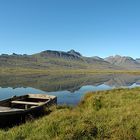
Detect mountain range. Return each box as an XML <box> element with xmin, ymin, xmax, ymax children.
<box><xmin>0</xmin><ymin>49</ymin><xmax>140</xmax><ymax>70</ymax></box>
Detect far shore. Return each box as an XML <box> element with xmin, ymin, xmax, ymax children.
<box><xmin>0</xmin><ymin>67</ymin><xmax>140</xmax><ymax>76</ymax></box>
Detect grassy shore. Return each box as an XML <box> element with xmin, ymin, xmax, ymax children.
<box><xmin>1</xmin><ymin>67</ymin><xmax>140</xmax><ymax>76</ymax></box>
<box><xmin>1</xmin><ymin>88</ymin><xmax>140</xmax><ymax>139</ymax></box>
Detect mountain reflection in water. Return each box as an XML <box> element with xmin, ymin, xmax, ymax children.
<box><xmin>0</xmin><ymin>73</ymin><xmax>140</xmax><ymax>105</ymax></box>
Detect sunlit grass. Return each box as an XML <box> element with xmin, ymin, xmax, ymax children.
<box><xmin>0</xmin><ymin>67</ymin><xmax>140</xmax><ymax>76</ymax></box>
<box><xmin>1</xmin><ymin>88</ymin><xmax>140</xmax><ymax>139</ymax></box>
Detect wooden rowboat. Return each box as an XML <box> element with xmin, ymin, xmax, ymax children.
<box><xmin>0</xmin><ymin>94</ymin><xmax>57</xmax><ymax>127</ymax></box>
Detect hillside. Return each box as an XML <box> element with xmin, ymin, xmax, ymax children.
<box><xmin>105</xmin><ymin>55</ymin><xmax>140</xmax><ymax>70</ymax></box>
<box><xmin>32</xmin><ymin>50</ymin><xmax>119</xmax><ymax>70</ymax></box>
<box><xmin>0</xmin><ymin>50</ymin><xmax>119</xmax><ymax>71</ymax></box>
<box><xmin>1</xmin><ymin>50</ymin><xmax>140</xmax><ymax>71</ymax></box>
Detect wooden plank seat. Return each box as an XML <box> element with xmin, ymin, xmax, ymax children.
<box><xmin>0</xmin><ymin>106</ymin><xmax>23</xmax><ymax>112</ymax></box>
<box><xmin>11</xmin><ymin>101</ymin><xmax>43</xmax><ymax>106</ymax></box>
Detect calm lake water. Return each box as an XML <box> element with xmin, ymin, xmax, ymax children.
<box><xmin>0</xmin><ymin>73</ymin><xmax>140</xmax><ymax>105</ymax></box>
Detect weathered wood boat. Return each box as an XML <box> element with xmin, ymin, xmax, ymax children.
<box><xmin>0</xmin><ymin>94</ymin><xmax>57</xmax><ymax>127</ymax></box>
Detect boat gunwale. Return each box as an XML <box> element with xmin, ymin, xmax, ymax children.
<box><xmin>0</xmin><ymin>94</ymin><xmax>57</xmax><ymax>115</ymax></box>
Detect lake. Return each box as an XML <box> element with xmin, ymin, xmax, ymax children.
<box><xmin>0</xmin><ymin>73</ymin><xmax>140</xmax><ymax>105</ymax></box>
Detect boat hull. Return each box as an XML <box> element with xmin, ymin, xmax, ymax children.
<box><xmin>0</xmin><ymin>94</ymin><xmax>57</xmax><ymax>128</ymax></box>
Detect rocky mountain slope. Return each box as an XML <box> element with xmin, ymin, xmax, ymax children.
<box><xmin>0</xmin><ymin>50</ymin><xmax>139</xmax><ymax>70</ymax></box>
<box><xmin>32</xmin><ymin>50</ymin><xmax>121</xmax><ymax>70</ymax></box>
<box><xmin>105</xmin><ymin>55</ymin><xmax>140</xmax><ymax>70</ymax></box>
<box><xmin>136</xmin><ymin>58</ymin><xmax>140</xmax><ymax>63</ymax></box>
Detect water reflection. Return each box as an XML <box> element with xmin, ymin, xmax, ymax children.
<box><xmin>0</xmin><ymin>73</ymin><xmax>140</xmax><ymax>105</ymax></box>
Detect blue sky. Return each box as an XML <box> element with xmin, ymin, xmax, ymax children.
<box><xmin>0</xmin><ymin>0</ymin><xmax>140</xmax><ymax>58</ymax></box>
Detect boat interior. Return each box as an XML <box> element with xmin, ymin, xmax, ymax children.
<box><xmin>0</xmin><ymin>94</ymin><xmax>51</xmax><ymax>111</ymax></box>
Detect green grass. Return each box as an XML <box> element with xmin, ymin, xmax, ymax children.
<box><xmin>1</xmin><ymin>67</ymin><xmax>140</xmax><ymax>76</ymax></box>
<box><xmin>1</xmin><ymin>88</ymin><xmax>140</xmax><ymax>139</ymax></box>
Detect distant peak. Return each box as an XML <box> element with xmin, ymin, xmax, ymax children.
<box><xmin>107</xmin><ymin>55</ymin><xmax>122</xmax><ymax>58</ymax></box>
<box><xmin>67</xmin><ymin>50</ymin><xmax>82</xmax><ymax>57</ymax></box>
<box><xmin>92</xmin><ymin>56</ymin><xmax>104</xmax><ymax>60</ymax></box>
<box><xmin>115</xmin><ymin>55</ymin><xmax>122</xmax><ymax>58</ymax></box>
<box><xmin>39</xmin><ymin>49</ymin><xmax>82</xmax><ymax>60</ymax></box>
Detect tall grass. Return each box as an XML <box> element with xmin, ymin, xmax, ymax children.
<box><xmin>1</xmin><ymin>88</ymin><xmax>140</xmax><ymax>139</ymax></box>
